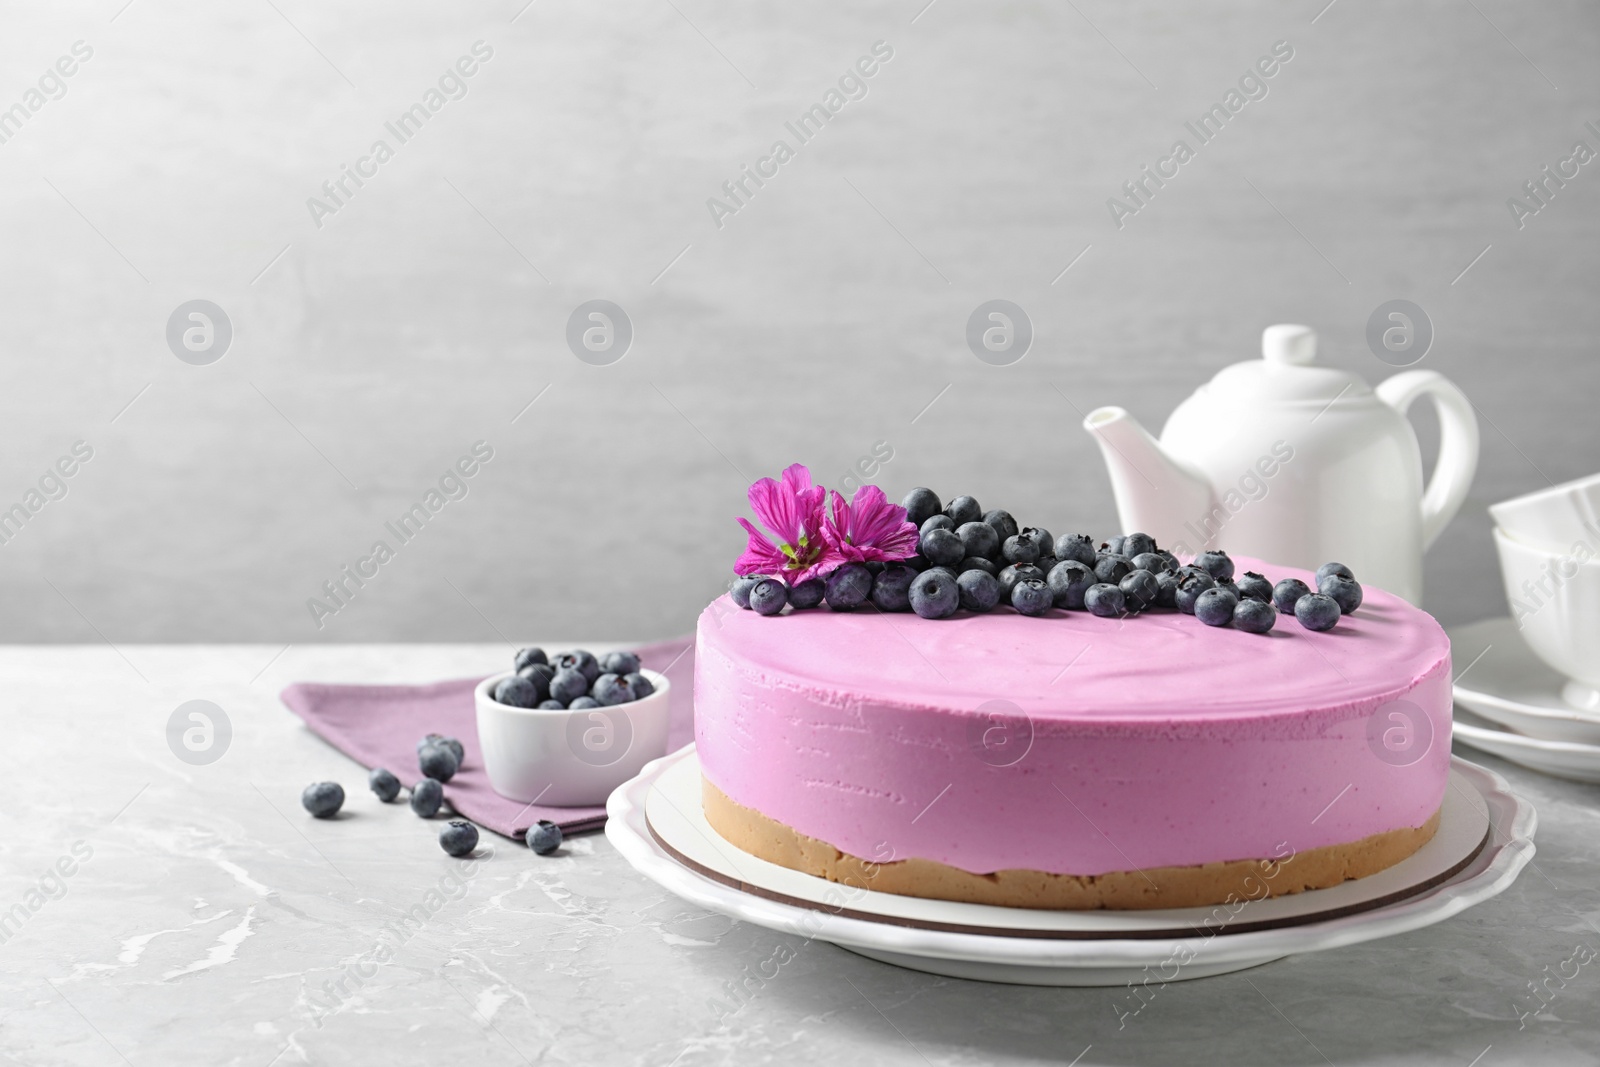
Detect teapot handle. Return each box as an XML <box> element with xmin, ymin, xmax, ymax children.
<box><xmin>1374</xmin><ymin>370</ymin><xmax>1480</xmax><ymax>551</ymax></box>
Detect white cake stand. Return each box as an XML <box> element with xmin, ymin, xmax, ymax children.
<box><xmin>606</xmin><ymin>746</ymin><xmax>1535</xmax><ymax>987</ymax></box>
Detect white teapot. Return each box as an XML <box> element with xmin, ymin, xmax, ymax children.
<box><xmin>1083</xmin><ymin>324</ymin><xmax>1479</xmax><ymax>604</ymax></box>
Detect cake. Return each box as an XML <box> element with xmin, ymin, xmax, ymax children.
<box><xmin>694</xmin><ymin>556</ymin><xmax>1452</xmax><ymax>911</ymax></box>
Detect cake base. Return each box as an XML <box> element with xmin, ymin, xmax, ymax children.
<box><xmin>703</xmin><ymin>779</ymin><xmax>1442</xmax><ymax>911</ymax></box>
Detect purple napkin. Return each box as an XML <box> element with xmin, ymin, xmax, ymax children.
<box><xmin>279</xmin><ymin>638</ymin><xmax>695</xmax><ymax>840</ymax></box>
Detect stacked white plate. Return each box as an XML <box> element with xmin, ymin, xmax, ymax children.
<box><xmin>608</xmin><ymin>746</ymin><xmax>1534</xmax><ymax>986</ymax></box>
<box><xmin>1448</xmin><ymin>617</ymin><xmax>1600</xmax><ymax>782</ymax></box>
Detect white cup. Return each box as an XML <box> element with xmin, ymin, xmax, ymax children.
<box><xmin>1493</xmin><ymin>526</ymin><xmax>1600</xmax><ymax>710</ymax></box>
<box><xmin>1489</xmin><ymin>473</ymin><xmax>1600</xmax><ymax>553</ymax></box>
<box><xmin>474</xmin><ymin>669</ymin><xmax>672</xmax><ymax>806</ymax></box>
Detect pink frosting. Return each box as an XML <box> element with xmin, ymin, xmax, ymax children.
<box><xmin>694</xmin><ymin>558</ymin><xmax>1452</xmax><ymax>877</ymax></box>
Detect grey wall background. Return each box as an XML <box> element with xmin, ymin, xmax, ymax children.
<box><xmin>1</xmin><ymin>0</ymin><xmax>1595</xmax><ymax>645</ymax></box>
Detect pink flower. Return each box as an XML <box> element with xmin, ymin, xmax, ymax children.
<box><xmin>823</xmin><ymin>485</ymin><xmax>919</xmax><ymax>564</ymax></box>
<box><xmin>734</xmin><ymin>464</ymin><xmax>832</xmax><ymax>583</ymax></box>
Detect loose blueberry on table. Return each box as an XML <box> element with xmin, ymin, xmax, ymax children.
<box><xmin>439</xmin><ymin>820</ymin><xmax>480</xmax><ymax>857</ymax></box>
<box><xmin>369</xmin><ymin>767</ymin><xmax>402</xmax><ymax>802</ymax></box>
<box><xmin>527</xmin><ymin>820</ymin><xmax>563</xmax><ymax>855</ymax></box>
<box><xmin>410</xmin><ymin>778</ymin><xmax>444</xmax><ymax>818</ymax></box>
<box><xmin>302</xmin><ymin>782</ymin><xmax>344</xmax><ymax>818</ymax></box>
<box><xmin>418</xmin><ymin>743</ymin><xmax>459</xmax><ymax>783</ymax></box>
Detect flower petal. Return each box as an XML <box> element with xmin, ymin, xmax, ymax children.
<box><xmin>734</xmin><ymin>518</ymin><xmax>790</xmax><ymax>576</ymax></box>
<box><xmin>746</xmin><ymin>477</ymin><xmax>803</xmax><ymax>546</ymax></box>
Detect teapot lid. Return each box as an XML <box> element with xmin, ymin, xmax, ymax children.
<box><xmin>1205</xmin><ymin>325</ymin><xmax>1372</xmax><ymax>404</ymax></box>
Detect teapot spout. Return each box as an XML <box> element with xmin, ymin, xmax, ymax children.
<box><xmin>1083</xmin><ymin>407</ymin><xmax>1216</xmax><ymax>554</ymax></box>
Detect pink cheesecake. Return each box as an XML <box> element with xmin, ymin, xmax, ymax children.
<box><xmin>694</xmin><ymin>558</ymin><xmax>1452</xmax><ymax>910</ymax></box>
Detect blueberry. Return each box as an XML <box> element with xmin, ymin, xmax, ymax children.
<box><xmin>1157</xmin><ymin>550</ymin><xmax>1181</xmax><ymax>572</ymax></box>
<box><xmin>983</xmin><ymin>509</ymin><xmax>1020</xmax><ymax>542</ymax></box>
<box><xmin>1033</xmin><ymin>554</ymin><xmax>1058</xmax><ymax>574</ymax></box>
<box><xmin>600</xmin><ymin>650</ymin><xmax>641</xmax><ymax>675</ymax></box>
<box><xmin>788</xmin><ymin>578</ymin><xmax>826</xmax><ymax>609</ymax></box>
<box><xmin>493</xmin><ymin>675</ymin><xmax>541</xmax><ymax>708</ymax></box>
<box><xmin>595</xmin><ymin>675</ymin><xmax>636</xmax><ymax>710</ymax></box>
<box><xmin>1319</xmin><ymin>574</ymin><xmax>1364</xmax><ymax>614</ymax></box>
<box><xmin>920</xmin><ymin>527</ymin><xmax>965</xmax><ymax>567</ymax></box>
<box><xmin>1194</xmin><ymin>551</ymin><xmax>1235</xmax><ymax>582</ymax></box>
<box><xmin>1047</xmin><ymin>560</ymin><xmax>1095</xmax><ymax>609</ymax></box>
<box><xmin>959</xmin><ymin>556</ymin><xmax>998</xmax><ymax>576</ymax></box>
<box><xmin>439</xmin><ymin>820</ymin><xmax>479</xmax><ymax>857</ymax></box>
<box><xmin>301</xmin><ymin>782</ymin><xmax>344</xmax><ymax>818</ymax></box>
<box><xmin>957</xmin><ymin>569</ymin><xmax>1001</xmax><ymax>612</ymax></box>
<box><xmin>920</xmin><ymin>514</ymin><xmax>955</xmax><ymax>537</ymax></box>
<box><xmin>514</xmin><ymin>646</ymin><xmax>548</xmax><ymax>672</ymax></box>
<box><xmin>552</xmin><ymin>650</ymin><xmax>601</xmax><ymax>684</ymax></box>
<box><xmin>871</xmin><ymin>564</ymin><xmax>918</xmax><ymax>612</ymax></box>
<box><xmin>1316</xmin><ymin>562</ymin><xmax>1355</xmax><ymax>586</ymax></box>
<box><xmin>1272</xmin><ymin>578</ymin><xmax>1312</xmax><ymax>614</ymax></box>
<box><xmin>537</xmin><ymin>699</ymin><xmax>565</xmax><ymax>709</ymax></box>
<box><xmin>1154</xmin><ymin>570</ymin><xmax>1180</xmax><ymax>608</ymax></box>
<box><xmin>998</xmin><ymin>563</ymin><xmax>1045</xmax><ymax>602</ymax></box>
<box><xmin>956</xmin><ymin>521</ymin><xmax>1000</xmax><ymax>561</ymax></box>
<box><xmin>1001</xmin><ymin>535</ymin><xmax>1040</xmax><ymax>566</ymax></box>
<box><xmin>1094</xmin><ymin>553</ymin><xmax>1133</xmax><ymax>585</ymax></box>
<box><xmin>410</xmin><ymin>778</ymin><xmax>443</xmax><ymax>818</ymax></box>
<box><xmin>902</xmin><ymin>488</ymin><xmax>942</xmax><ymax>527</ymax></box>
<box><xmin>901</xmin><ymin>554</ymin><xmax>931</xmax><ymax>572</ymax></box>
<box><xmin>1054</xmin><ymin>533</ymin><xmax>1097</xmax><ymax>567</ymax></box>
<box><xmin>1120</xmin><ymin>569</ymin><xmax>1160</xmax><ymax>612</ymax></box>
<box><xmin>569</xmin><ymin>695</ymin><xmax>601</xmax><ymax>709</ymax></box>
<box><xmin>1233</xmin><ymin>598</ymin><xmax>1277</xmax><ymax>634</ymax></box>
<box><xmin>416</xmin><ymin>733</ymin><xmax>464</xmax><ymax>764</ymax></box>
<box><xmin>1295</xmin><ymin>593</ymin><xmax>1342</xmax><ymax>631</ymax></box>
<box><xmin>624</xmin><ymin>671</ymin><xmax>655</xmax><ymax>698</ymax></box>
<box><xmin>1194</xmin><ymin>586</ymin><xmax>1239</xmax><ymax>627</ymax></box>
<box><xmin>527</xmin><ymin>820</ymin><xmax>563</xmax><ymax>855</ymax></box>
<box><xmin>1214</xmin><ymin>579</ymin><xmax>1241</xmax><ymax>601</ymax></box>
<box><xmin>927</xmin><ymin>564</ymin><xmax>960</xmax><ymax>583</ymax></box>
<box><xmin>419</xmin><ymin>744</ymin><xmax>460</xmax><ymax>782</ymax></box>
<box><xmin>1174</xmin><ymin>570</ymin><xmax>1217</xmax><ymax>614</ymax></box>
<box><xmin>369</xmin><ymin>768</ymin><xmax>402</xmax><ymax>802</ymax></box>
<box><xmin>729</xmin><ymin>574</ymin><xmax>762</xmax><ymax>609</ymax></box>
<box><xmin>1101</xmin><ymin>536</ymin><xmax>1126</xmax><ymax>556</ymax></box>
<box><xmin>864</xmin><ymin>561</ymin><xmax>886</xmax><ymax>574</ymax></box>
<box><xmin>1123</xmin><ymin>532</ymin><xmax>1157</xmax><ymax>558</ymax></box>
<box><xmin>1084</xmin><ymin>583</ymin><xmax>1126</xmax><ymax>618</ymax></box>
<box><xmin>1011</xmin><ymin>578</ymin><xmax>1053</xmax><ymax>616</ymax></box>
<box><xmin>749</xmin><ymin>578</ymin><xmax>788</xmax><ymax>616</ymax></box>
<box><xmin>1130</xmin><ymin>551</ymin><xmax>1170</xmax><ymax>574</ymax></box>
<box><xmin>944</xmin><ymin>495</ymin><xmax>982</xmax><ymax>525</ymax></box>
<box><xmin>549</xmin><ymin>668</ymin><xmax>590</xmax><ymax>705</ymax></box>
<box><xmin>825</xmin><ymin>564</ymin><xmax>873</xmax><ymax>611</ymax></box>
<box><xmin>909</xmin><ymin>570</ymin><xmax>960</xmax><ymax>619</ymax></box>
<box><xmin>516</xmin><ymin>663</ymin><xmax>555</xmax><ymax>701</ymax></box>
<box><xmin>1236</xmin><ymin>571</ymin><xmax>1273</xmax><ymax>603</ymax></box>
<box><xmin>1018</xmin><ymin>528</ymin><xmax>1054</xmax><ymax>560</ymax></box>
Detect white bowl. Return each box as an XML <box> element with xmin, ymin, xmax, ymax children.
<box><xmin>474</xmin><ymin>668</ymin><xmax>672</xmax><ymax>806</ymax></box>
<box><xmin>1493</xmin><ymin>526</ymin><xmax>1600</xmax><ymax>710</ymax></box>
<box><xmin>1488</xmin><ymin>472</ymin><xmax>1600</xmax><ymax>553</ymax></box>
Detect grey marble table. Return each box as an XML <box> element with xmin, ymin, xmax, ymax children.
<box><xmin>4</xmin><ymin>644</ymin><xmax>1598</xmax><ymax>1066</ymax></box>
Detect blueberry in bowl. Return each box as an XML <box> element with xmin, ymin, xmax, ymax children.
<box><xmin>475</xmin><ymin>651</ymin><xmax>673</xmax><ymax>806</ymax></box>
